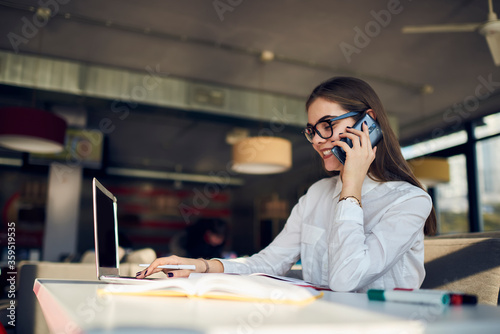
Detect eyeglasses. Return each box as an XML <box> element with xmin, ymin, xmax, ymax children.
<box><xmin>302</xmin><ymin>111</ymin><xmax>360</xmax><ymax>143</ymax></box>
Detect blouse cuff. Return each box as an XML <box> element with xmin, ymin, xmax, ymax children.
<box><xmin>216</xmin><ymin>258</ymin><xmax>249</xmax><ymax>274</ymax></box>
<box><xmin>335</xmin><ymin>198</ymin><xmax>364</xmax><ymax>225</ymax></box>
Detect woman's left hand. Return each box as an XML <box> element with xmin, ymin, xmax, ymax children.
<box><xmin>135</xmin><ymin>255</ymin><xmax>201</xmax><ymax>279</ymax></box>
<box><xmin>334</xmin><ymin>122</ymin><xmax>377</xmax><ymax>188</ymax></box>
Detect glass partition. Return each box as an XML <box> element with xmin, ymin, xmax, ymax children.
<box><xmin>476</xmin><ymin>135</ymin><xmax>500</xmax><ymax>231</ymax></box>
<box><xmin>435</xmin><ymin>155</ymin><xmax>469</xmax><ymax>234</ymax></box>
<box><xmin>475</xmin><ymin>113</ymin><xmax>500</xmax><ymax>139</ymax></box>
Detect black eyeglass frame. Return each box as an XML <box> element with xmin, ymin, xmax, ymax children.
<box><xmin>302</xmin><ymin>111</ymin><xmax>361</xmax><ymax>143</ymax></box>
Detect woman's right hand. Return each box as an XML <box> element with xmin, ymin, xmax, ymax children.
<box><xmin>135</xmin><ymin>255</ymin><xmax>222</xmax><ymax>278</ymax></box>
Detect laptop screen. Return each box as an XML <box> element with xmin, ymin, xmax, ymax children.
<box><xmin>93</xmin><ymin>178</ymin><xmax>119</xmax><ymax>269</ymax></box>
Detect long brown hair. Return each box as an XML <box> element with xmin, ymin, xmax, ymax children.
<box><xmin>306</xmin><ymin>77</ymin><xmax>436</xmax><ymax>235</ymax></box>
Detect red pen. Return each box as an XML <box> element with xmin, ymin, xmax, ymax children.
<box><xmin>394</xmin><ymin>288</ymin><xmax>477</xmax><ymax>305</ymax></box>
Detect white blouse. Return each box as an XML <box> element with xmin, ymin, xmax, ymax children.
<box><xmin>220</xmin><ymin>175</ymin><xmax>433</xmax><ymax>292</ymax></box>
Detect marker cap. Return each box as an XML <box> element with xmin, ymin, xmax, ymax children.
<box><xmin>367</xmin><ymin>289</ymin><xmax>385</xmax><ymax>301</ymax></box>
<box><xmin>450</xmin><ymin>294</ymin><xmax>478</xmax><ymax>305</ymax></box>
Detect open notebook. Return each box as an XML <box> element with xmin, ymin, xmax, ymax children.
<box><xmin>92</xmin><ymin>178</ymin><xmax>170</xmax><ymax>284</ymax></box>
<box><xmin>98</xmin><ymin>273</ymin><xmax>323</xmax><ymax>305</ymax></box>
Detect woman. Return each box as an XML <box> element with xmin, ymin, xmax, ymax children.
<box><xmin>137</xmin><ymin>77</ymin><xmax>436</xmax><ymax>292</ymax></box>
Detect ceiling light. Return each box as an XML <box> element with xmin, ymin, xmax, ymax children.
<box><xmin>260</xmin><ymin>50</ymin><xmax>275</xmax><ymax>62</ymax></box>
<box><xmin>232</xmin><ymin>137</ymin><xmax>292</xmax><ymax>174</ymax></box>
<box><xmin>0</xmin><ymin>107</ymin><xmax>67</xmax><ymax>154</ymax></box>
<box><xmin>480</xmin><ymin>22</ymin><xmax>500</xmax><ymax>65</ymax></box>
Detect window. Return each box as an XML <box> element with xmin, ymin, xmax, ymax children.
<box><xmin>475</xmin><ymin>112</ymin><xmax>500</xmax><ymax>139</ymax></box>
<box><xmin>402</xmin><ymin>110</ymin><xmax>500</xmax><ymax>234</ymax></box>
<box><xmin>434</xmin><ymin>155</ymin><xmax>469</xmax><ymax>234</ymax></box>
<box><xmin>477</xmin><ymin>136</ymin><xmax>500</xmax><ymax>231</ymax></box>
<box><xmin>401</xmin><ymin>131</ymin><xmax>466</xmax><ymax>160</ymax></box>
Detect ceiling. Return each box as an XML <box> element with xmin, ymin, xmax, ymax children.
<box><xmin>1</xmin><ymin>0</ymin><xmax>500</xmax><ymax>177</ymax></box>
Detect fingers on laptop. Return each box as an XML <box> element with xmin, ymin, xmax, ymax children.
<box><xmin>136</xmin><ymin>268</ymin><xmax>155</xmax><ymax>278</ymax></box>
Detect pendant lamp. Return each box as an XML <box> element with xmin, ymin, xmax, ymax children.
<box><xmin>232</xmin><ymin>136</ymin><xmax>292</xmax><ymax>174</ymax></box>
<box><xmin>408</xmin><ymin>157</ymin><xmax>450</xmax><ymax>186</ymax></box>
<box><xmin>231</xmin><ymin>54</ymin><xmax>292</xmax><ymax>174</ymax></box>
<box><xmin>0</xmin><ymin>107</ymin><xmax>67</xmax><ymax>154</ymax></box>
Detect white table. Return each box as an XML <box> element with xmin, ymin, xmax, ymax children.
<box><xmin>34</xmin><ymin>279</ymin><xmax>500</xmax><ymax>334</ymax></box>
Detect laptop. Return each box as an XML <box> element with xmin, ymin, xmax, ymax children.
<box><xmin>92</xmin><ymin>177</ymin><xmax>168</xmax><ymax>284</ymax></box>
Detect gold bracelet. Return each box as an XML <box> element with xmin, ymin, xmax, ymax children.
<box><xmin>198</xmin><ymin>258</ymin><xmax>209</xmax><ymax>273</ymax></box>
<box><xmin>339</xmin><ymin>195</ymin><xmax>362</xmax><ymax>208</ymax></box>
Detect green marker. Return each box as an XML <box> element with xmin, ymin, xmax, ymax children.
<box><xmin>367</xmin><ymin>289</ymin><xmax>450</xmax><ymax>305</ymax></box>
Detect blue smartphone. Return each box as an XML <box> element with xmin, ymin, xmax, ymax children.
<box><xmin>332</xmin><ymin>113</ymin><xmax>383</xmax><ymax>164</ymax></box>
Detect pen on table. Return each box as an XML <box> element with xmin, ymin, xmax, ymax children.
<box><xmin>139</xmin><ymin>264</ymin><xmax>196</xmax><ymax>270</ymax></box>
<box><xmin>367</xmin><ymin>289</ymin><xmax>450</xmax><ymax>306</ymax></box>
<box><xmin>393</xmin><ymin>288</ymin><xmax>477</xmax><ymax>305</ymax></box>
